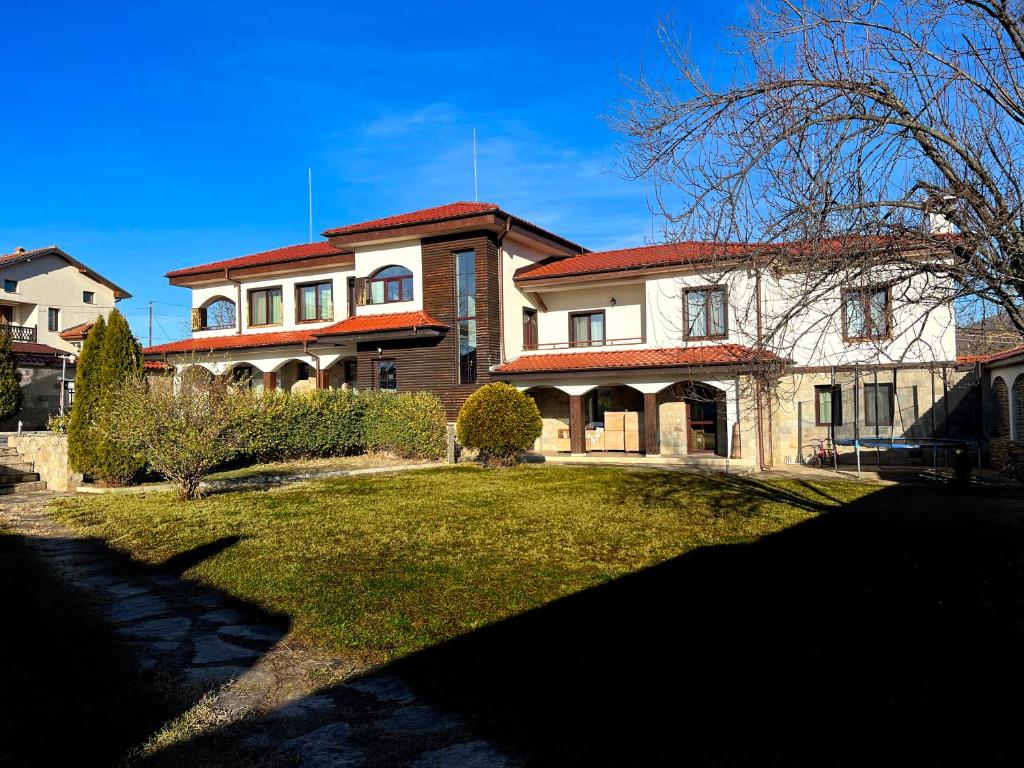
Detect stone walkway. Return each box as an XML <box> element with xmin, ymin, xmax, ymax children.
<box><xmin>0</xmin><ymin>492</ymin><xmax>516</xmax><ymax>767</ymax></box>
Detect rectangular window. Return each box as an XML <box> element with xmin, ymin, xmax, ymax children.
<box><xmin>523</xmin><ymin>308</ymin><xmax>538</xmax><ymax>350</ymax></box>
<box><xmin>48</xmin><ymin>307</ymin><xmax>59</xmax><ymax>332</ymax></box>
<box><xmin>683</xmin><ymin>286</ymin><xmax>727</xmax><ymax>339</ymax></box>
<box><xmin>455</xmin><ymin>250</ymin><xmax>477</xmax><ymax>384</ymax></box>
<box><xmin>376</xmin><ymin>360</ymin><xmax>397</xmax><ymax>391</ymax></box>
<box><xmin>570</xmin><ymin>311</ymin><xmax>605</xmax><ymax>347</ymax></box>
<box><xmin>863</xmin><ymin>383</ymin><xmax>895</xmax><ymax>427</ymax></box>
<box><xmin>248</xmin><ymin>286</ymin><xmax>283</xmax><ymax>326</ymax></box>
<box><xmin>814</xmin><ymin>385</ymin><xmax>843</xmax><ymax>426</ymax></box>
<box><xmin>4</xmin><ymin>280</ymin><xmax>16</xmax><ymax>293</ymax></box>
<box><xmin>83</xmin><ymin>291</ymin><xmax>95</xmax><ymax>304</ymax></box>
<box><xmin>843</xmin><ymin>287</ymin><xmax>890</xmax><ymax>340</ymax></box>
<box><xmin>296</xmin><ymin>281</ymin><xmax>333</xmax><ymax>322</ymax></box>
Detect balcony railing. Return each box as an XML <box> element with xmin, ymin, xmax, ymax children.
<box><xmin>523</xmin><ymin>336</ymin><xmax>645</xmax><ymax>352</ymax></box>
<box><xmin>0</xmin><ymin>323</ymin><xmax>36</xmax><ymax>343</ymax></box>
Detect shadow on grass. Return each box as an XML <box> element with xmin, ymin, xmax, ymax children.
<box><xmin>375</xmin><ymin>478</ymin><xmax>1024</xmax><ymax>767</ymax></box>
<box><xmin>0</xmin><ymin>528</ymin><xmax>288</xmax><ymax>768</ymax></box>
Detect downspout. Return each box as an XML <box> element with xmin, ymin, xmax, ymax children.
<box><xmin>224</xmin><ymin>267</ymin><xmax>242</xmax><ymax>335</ymax></box>
<box><xmin>304</xmin><ymin>340</ymin><xmax>322</xmax><ymax>387</ymax></box>
<box><xmin>496</xmin><ymin>216</ymin><xmax>513</xmax><ymax>365</ymax></box>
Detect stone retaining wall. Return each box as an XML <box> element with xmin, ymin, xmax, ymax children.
<box><xmin>6</xmin><ymin>431</ymin><xmax>82</xmax><ymax>492</ymax></box>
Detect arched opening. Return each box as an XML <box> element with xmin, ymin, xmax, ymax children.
<box><xmin>658</xmin><ymin>381</ymin><xmax>728</xmax><ymax>457</ymax></box>
<box><xmin>327</xmin><ymin>357</ymin><xmax>358</xmax><ymax>389</ymax></box>
<box><xmin>228</xmin><ymin>363</ymin><xmax>257</xmax><ymax>390</ymax></box>
<box><xmin>193</xmin><ymin>296</ymin><xmax>237</xmax><ymax>331</ymax></box>
<box><xmin>367</xmin><ymin>266</ymin><xmax>413</xmax><ymax>304</ymax></box>
<box><xmin>276</xmin><ymin>359</ymin><xmax>316</xmax><ymax>392</ymax></box>
<box><xmin>178</xmin><ymin>364</ymin><xmax>215</xmax><ymax>391</ymax></box>
<box><xmin>1013</xmin><ymin>374</ymin><xmax>1024</xmax><ymax>443</ymax></box>
<box><xmin>992</xmin><ymin>376</ymin><xmax>1010</xmax><ymax>438</ymax></box>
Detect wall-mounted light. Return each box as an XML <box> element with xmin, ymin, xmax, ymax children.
<box><xmin>610</xmin><ymin>297</ymin><xmax>617</xmax><ymax>307</ymax></box>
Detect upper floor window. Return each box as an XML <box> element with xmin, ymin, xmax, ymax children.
<box><xmin>683</xmin><ymin>286</ymin><xmax>727</xmax><ymax>339</ymax></box>
<box><xmin>248</xmin><ymin>286</ymin><xmax>282</xmax><ymax>327</ymax></box>
<box><xmin>368</xmin><ymin>266</ymin><xmax>413</xmax><ymax>304</ymax></box>
<box><xmin>523</xmin><ymin>308</ymin><xmax>538</xmax><ymax>350</ymax></box>
<box><xmin>48</xmin><ymin>307</ymin><xmax>59</xmax><ymax>332</ymax></box>
<box><xmin>455</xmin><ymin>250</ymin><xmax>476</xmax><ymax>384</ymax></box>
<box><xmin>296</xmin><ymin>280</ymin><xmax>333</xmax><ymax>322</ymax></box>
<box><xmin>3</xmin><ymin>280</ymin><xmax>16</xmax><ymax>293</ymax></box>
<box><xmin>193</xmin><ymin>297</ymin><xmax>237</xmax><ymax>331</ymax></box>
<box><xmin>570</xmin><ymin>311</ymin><xmax>605</xmax><ymax>347</ymax></box>
<box><xmin>843</xmin><ymin>287</ymin><xmax>890</xmax><ymax>340</ymax></box>
<box><xmin>83</xmin><ymin>291</ymin><xmax>95</xmax><ymax>304</ymax></box>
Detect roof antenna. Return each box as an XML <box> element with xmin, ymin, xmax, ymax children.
<box><xmin>473</xmin><ymin>129</ymin><xmax>478</xmax><ymax>202</ymax></box>
<box><xmin>307</xmin><ymin>167</ymin><xmax>313</xmax><ymax>243</ymax></box>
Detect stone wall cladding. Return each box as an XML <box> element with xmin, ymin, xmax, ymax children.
<box><xmin>0</xmin><ymin>365</ymin><xmax>63</xmax><ymax>431</ymax></box>
<box><xmin>992</xmin><ymin>376</ymin><xmax>1011</xmax><ymax>439</ymax></box>
<box><xmin>6</xmin><ymin>431</ymin><xmax>82</xmax><ymax>492</ymax></box>
<box><xmin>1013</xmin><ymin>375</ymin><xmax>1024</xmax><ymax>442</ymax></box>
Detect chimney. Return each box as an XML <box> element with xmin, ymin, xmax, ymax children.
<box><xmin>923</xmin><ymin>193</ymin><xmax>957</xmax><ymax>235</ymax></box>
<box><xmin>13</xmin><ymin>246</ymin><xmax>25</xmax><ymax>254</ymax></box>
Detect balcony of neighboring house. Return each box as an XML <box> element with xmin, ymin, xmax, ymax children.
<box><xmin>0</xmin><ymin>305</ymin><xmax>36</xmax><ymax>343</ymax></box>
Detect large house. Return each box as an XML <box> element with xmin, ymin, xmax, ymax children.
<box><xmin>143</xmin><ymin>202</ymin><xmax>973</xmax><ymax>469</ymax></box>
<box><xmin>0</xmin><ymin>245</ymin><xmax>132</xmax><ymax>428</ymax></box>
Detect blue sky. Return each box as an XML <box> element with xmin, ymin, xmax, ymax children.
<box><xmin>0</xmin><ymin>1</ymin><xmax>742</xmax><ymax>343</ymax></box>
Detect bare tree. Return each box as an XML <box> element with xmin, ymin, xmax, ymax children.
<box><xmin>613</xmin><ymin>0</ymin><xmax>1024</xmax><ymax>346</ymax></box>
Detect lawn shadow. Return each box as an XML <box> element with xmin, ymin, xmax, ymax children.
<box><xmin>367</xmin><ymin>478</ymin><xmax>1024</xmax><ymax>767</ymax></box>
<box><xmin>0</xmin><ymin>524</ymin><xmax>290</xmax><ymax>768</ymax></box>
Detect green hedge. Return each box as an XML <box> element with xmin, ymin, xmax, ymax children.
<box><xmin>457</xmin><ymin>382</ymin><xmax>542</xmax><ymax>466</ymax></box>
<box><xmin>243</xmin><ymin>388</ymin><xmax>445</xmax><ymax>462</ymax></box>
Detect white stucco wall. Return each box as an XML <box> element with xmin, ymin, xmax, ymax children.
<box><xmin>501</xmin><ymin>236</ymin><xmax>549</xmax><ymax>358</ymax></box>
<box><xmin>353</xmin><ymin>241</ymin><xmax>424</xmax><ymax>316</ymax></box>
<box><xmin>533</xmin><ymin>283</ymin><xmax>646</xmax><ymax>349</ymax></box>
<box><xmin>0</xmin><ymin>254</ymin><xmax>119</xmax><ymax>352</ymax></box>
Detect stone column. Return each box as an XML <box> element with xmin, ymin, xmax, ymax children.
<box><xmin>316</xmin><ymin>368</ymin><xmax>330</xmax><ymax>389</ymax></box>
<box><xmin>263</xmin><ymin>371</ymin><xmax>277</xmax><ymax>391</ymax></box>
<box><xmin>569</xmin><ymin>394</ymin><xmax>586</xmax><ymax>455</ymax></box>
<box><xmin>643</xmin><ymin>392</ymin><xmax>660</xmax><ymax>456</ymax></box>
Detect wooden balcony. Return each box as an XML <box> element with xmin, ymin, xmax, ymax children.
<box><xmin>0</xmin><ymin>324</ymin><xmax>37</xmax><ymax>343</ymax></box>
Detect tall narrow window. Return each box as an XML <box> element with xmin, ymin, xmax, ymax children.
<box><xmin>347</xmin><ymin>277</ymin><xmax>357</xmax><ymax>317</ymax></box>
<box><xmin>455</xmin><ymin>250</ymin><xmax>476</xmax><ymax>384</ymax></box>
<box><xmin>683</xmin><ymin>287</ymin><xmax>727</xmax><ymax>339</ymax></box>
<box><xmin>523</xmin><ymin>307</ymin><xmax>538</xmax><ymax>350</ymax></box>
<box><xmin>814</xmin><ymin>385</ymin><xmax>843</xmax><ymax>426</ymax></box>
<box><xmin>376</xmin><ymin>360</ymin><xmax>397</xmax><ymax>391</ymax></box>
<box><xmin>248</xmin><ymin>287</ymin><xmax>282</xmax><ymax>326</ymax></box>
<box><xmin>569</xmin><ymin>311</ymin><xmax>605</xmax><ymax>347</ymax></box>
<box><xmin>296</xmin><ymin>281</ymin><xmax>333</xmax><ymax>322</ymax></box>
<box><xmin>843</xmin><ymin>287</ymin><xmax>890</xmax><ymax>340</ymax></box>
<box><xmin>863</xmin><ymin>383</ymin><xmax>895</xmax><ymax>427</ymax></box>
<box><xmin>48</xmin><ymin>307</ymin><xmax>59</xmax><ymax>332</ymax></box>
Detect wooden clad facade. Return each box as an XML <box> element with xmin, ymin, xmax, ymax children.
<box><xmin>355</xmin><ymin>231</ymin><xmax>502</xmax><ymax>419</ymax></box>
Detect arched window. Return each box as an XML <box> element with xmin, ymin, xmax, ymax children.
<box><xmin>368</xmin><ymin>266</ymin><xmax>413</xmax><ymax>304</ymax></box>
<box><xmin>992</xmin><ymin>376</ymin><xmax>1010</xmax><ymax>438</ymax></box>
<box><xmin>193</xmin><ymin>296</ymin><xmax>237</xmax><ymax>331</ymax></box>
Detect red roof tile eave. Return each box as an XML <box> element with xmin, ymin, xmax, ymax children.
<box><xmin>493</xmin><ymin>345</ymin><xmax>786</xmax><ymax>375</ymax></box>
<box><xmin>165</xmin><ymin>242</ymin><xmax>343</xmax><ymax>279</ymax></box>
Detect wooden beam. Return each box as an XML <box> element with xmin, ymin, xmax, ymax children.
<box><xmin>643</xmin><ymin>392</ymin><xmax>660</xmax><ymax>456</ymax></box>
<box><xmin>262</xmin><ymin>371</ymin><xmax>277</xmax><ymax>390</ymax></box>
<box><xmin>316</xmin><ymin>368</ymin><xmax>330</xmax><ymax>389</ymax></box>
<box><xmin>569</xmin><ymin>394</ymin><xmax>586</xmax><ymax>455</ymax></box>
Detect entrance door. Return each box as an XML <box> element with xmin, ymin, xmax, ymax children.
<box><xmin>686</xmin><ymin>397</ymin><xmax>718</xmax><ymax>453</ymax></box>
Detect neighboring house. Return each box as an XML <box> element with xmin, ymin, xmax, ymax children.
<box><xmin>0</xmin><ymin>246</ymin><xmax>131</xmax><ymax>428</ymax></box>
<box><xmin>961</xmin><ymin>345</ymin><xmax>1024</xmax><ymax>444</ymax></box>
<box><xmin>142</xmin><ymin>202</ymin><xmax>970</xmax><ymax>468</ymax></box>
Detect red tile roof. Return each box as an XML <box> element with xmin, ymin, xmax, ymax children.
<box><xmin>144</xmin><ymin>360</ymin><xmax>172</xmax><ymax>371</ymax></box>
<box><xmin>323</xmin><ymin>202</ymin><xmax>499</xmax><ymax>236</ymax></box>
<box><xmin>59</xmin><ymin>321</ymin><xmax>93</xmax><ymax>341</ymax></box>
<box><xmin>958</xmin><ymin>343</ymin><xmax>1024</xmax><ymax>366</ymax></box>
<box><xmin>516</xmin><ymin>242</ymin><xmax>754</xmax><ymax>282</ymax></box>
<box><xmin>494</xmin><ymin>345</ymin><xmax>778</xmax><ymax>374</ymax></box>
<box><xmin>11</xmin><ymin>342</ymin><xmax>68</xmax><ymax>366</ymax></box>
<box><xmin>165</xmin><ymin>242</ymin><xmax>343</xmax><ymax>278</ymax></box>
<box><xmin>142</xmin><ymin>330</ymin><xmax>316</xmax><ymax>356</ymax></box>
<box><xmin>315</xmin><ymin>310</ymin><xmax>447</xmax><ymax>336</ymax></box>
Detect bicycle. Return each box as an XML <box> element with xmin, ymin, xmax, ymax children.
<box><xmin>805</xmin><ymin>437</ymin><xmax>835</xmax><ymax>467</ymax></box>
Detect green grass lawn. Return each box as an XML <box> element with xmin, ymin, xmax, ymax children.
<box><xmin>49</xmin><ymin>465</ymin><xmax>877</xmax><ymax>662</ymax></box>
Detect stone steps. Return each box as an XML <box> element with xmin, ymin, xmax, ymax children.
<box><xmin>0</xmin><ymin>438</ymin><xmax>46</xmax><ymax>493</ymax></box>
<box><xmin>0</xmin><ymin>461</ymin><xmax>38</xmax><ymax>474</ymax></box>
<box><xmin>0</xmin><ymin>480</ymin><xmax>47</xmax><ymax>494</ymax></box>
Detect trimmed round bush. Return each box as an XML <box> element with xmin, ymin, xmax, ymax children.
<box><xmin>456</xmin><ymin>382</ymin><xmax>542</xmax><ymax>466</ymax></box>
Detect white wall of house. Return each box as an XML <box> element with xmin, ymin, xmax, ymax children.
<box><xmin>501</xmin><ymin>236</ymin><xmax>549</xmax><ymax>358</ymax></box>
<box><xmin>352</xmin><ymin>241</ymin><xmax>423</xmax><ymax>316</ymax></box>
<box><xmin>533</xmin><ymin>283</ymin><xmax>646</xmax><ymax>349</ymax></box>
<box><xmin>0</xmin><ymin>254</ymin><xmax>118</xmax><ymax>352</ymax></box>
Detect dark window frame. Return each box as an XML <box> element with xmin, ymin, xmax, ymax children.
<box><xmin>82</xmin><ymin>290</ymin><xmax>95</xmax><ymax>304</ymax></box>
<box><xmin>247</xmin><ymin>285</ymin><xmax>283</xmax><ymax>327</ymax></box>
<box><xmin>863</xmin><ymin>382</ymin><xmax>895</xmax><ymax>427</ymax></box>
<box><xmin>682</xmin><ymin>285</ymin><xmax>729</xmax><ymax>340</ymax></box>
<box><xmin>376</xmin><ymin>359</ymin><xmax>397</xmax><ymax>391</ymax></box>
<box><xmin>842</xmin><ymin>286</ymin><xmax>892</xmax><ymax>342</ymax></box>
<box><xmin>47</xmin><ymin>307</ymin><xmax>59</xmax><ymax>332</ymax></box>
<box><xmin>568</xmin><ymin>310</ymin><xmax>606</xmax><ymax>347</ymax></box>
<box><xmin>3</xmin><ymin>280</ymin><xmax>16</xmax><ymax>293</ymax></box>
<box><xmin>523</xmin><ymin>307</ymin><xmax>538</xmax><ymax>350</ymax></box>
<box><xmin>814</xmin><ymin>384</ymin><xmax>843</xmax><ymax>426</ymax></box>
<box><xmin>367</xmin><ymin>265</ymin><xmax>414</xmax><ymax>305</ymax></box>
<box><xmin>455</xmin><ymin>249</ymin><xmax>477</xmax><ymax>385</ymax></box>
<box><xmin>294</xmin><ymin>280</ymin><xmax>334</xmax><ymax>323</ymax></box>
